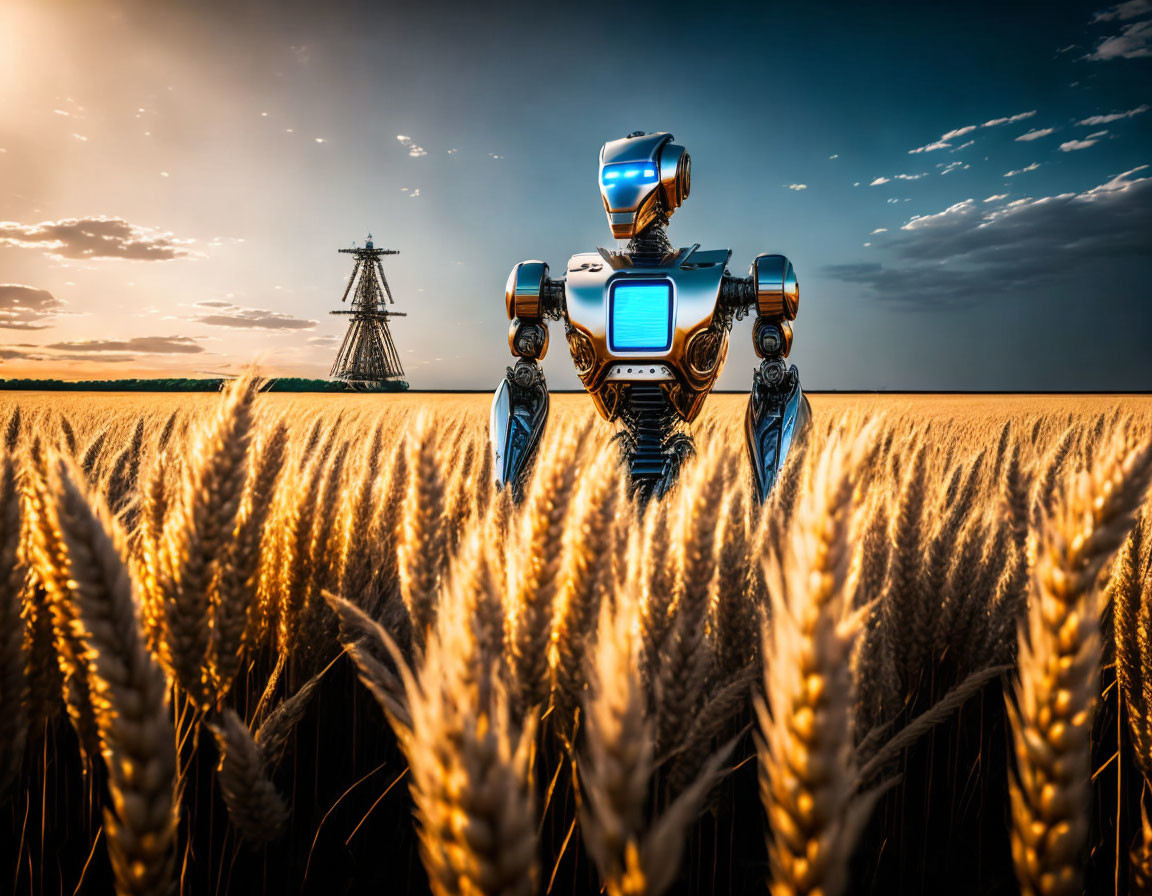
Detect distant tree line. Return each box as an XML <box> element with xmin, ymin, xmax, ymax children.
<box><xmin>0</xmin><ymin>377</ymin><xmax>409</xmax><ymax>393</ymax></box>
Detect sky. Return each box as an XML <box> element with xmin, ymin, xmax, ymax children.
<box><xmin>0</xmin><ymin>0</ymin><xmax>1149</xmax><ymax>390</ymax></box>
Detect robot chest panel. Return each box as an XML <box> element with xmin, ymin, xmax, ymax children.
<box><xmin>563</xmin><ymin>252</ymin><xmax>726</xmax><ymax>361</ymax></box>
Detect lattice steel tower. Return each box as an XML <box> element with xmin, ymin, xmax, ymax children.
<box><xmin>330</xmin><ymin>235</ymin><xmax>407</xmax><ymax>387</ymax></box>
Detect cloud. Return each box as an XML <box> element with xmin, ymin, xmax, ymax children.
<box><xmin>908</xmin><ymin>110</ymin><xmax>1037</xmax><ymax>154</ymax></box>
<box><xmin>1059</xmin><ymin>131</ymin><xmax>1108</xmax><ymax>151</ymax></box>
<box><xmin>784</xmin><ymin>183</ymin><xmax>807</xmax><ymax>191</ymax></box>
<box><xmin>1090</xmin><ymin>19</ymin><xmax>1152</xmax><ymax>58</ymax></box>
<box><xmin>396</xmin><ymin>135</ymin><xmax>427</xmax><ymax>157</ymax></box>
<box><xmin>1016</xmin><ymin>127</ymin><xmax>1056</xmax><ymax>141</ymax></box>
<box><xmin>0</xmin><ymin>284</ymin><xmax>64</xmax><ymax>330</ymax></box>
<box><xmin>192</xmin><ymin>304</ymin><xmax>316</xmax><ymax>329</ymax></box>
<box><xmin>984</xmin><ymin>193</ymin><xmax>1009</xmax><ymax>202</ymax></box>
<box><xmin>870</xmin><ymin>176</ymin><xmax>891</xmax><ymax>185</ymax></box>
<box><xmin>1077</xmin><ymin>104</ymin><xmax>1149</xmax><ymax>125</ymax></box>
<box><xmin>824</xmin><ymin>166</ymin><xmax>1152</xmax><ymax>308</ymax></box>
<box><xmin>871</xmin><ymin>228</ymin><xmax>888</xmax><ymax>234</ymax></box>
<box><xmin>951</xmin><ymin>140</ymin><xmax>975</xmax><ymax>152</ymax></box>
<box><xmin>909</xmin><ymin>141</ymin><xmax>951</xmax><ymax>154</ymax></box>
<box><xmin>45</xmin><ymin>336</ymin><xmax>204</xmax><ymax>354</ymax></box>
<box><xmin>307</xmin><ymin>335</ymin><xmax>338</xmax><ymax>345</ymax></box>
<box><xmin>894</xmin><ymin>173</ymin><xmax>927</xmax><ymax>180</ymax></box>
<box><xmin>0</xmin><ymin>217</ymin><xmax>196</xmax><ymax>261</ymax></box>
<box><xmin>1005</xmin><ymin>162</ymin><xmax>1040</xmax><ymax>176</ymax></box>
<box><xmin>981</xmin><ymin>110</ymin><xmax>1037</xmax><ymax>128</ymax></box>
<box><xmin>828</xmin><ymin>154</ymin><xmax>839</xmax><ymax>159</ymax></box>
<box><xmin>939</xmin><ymin>161</ymin><xmax>968</xmax><ymax>175</ymax></box>
<box><xmin>1092</xmin><ymin>0</ymin><xmax>1152</xmax><ymax>21</ymax></box>
<box><xmin>940</xmin><ymin>125</ymin><xmax>978</xmax><ymax>141</ymax></box>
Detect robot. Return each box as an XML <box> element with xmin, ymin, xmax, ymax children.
<box><xmin>489</xmin><ymin>131</ymin><xmax>810</xmax><ymax>501</ymax></box>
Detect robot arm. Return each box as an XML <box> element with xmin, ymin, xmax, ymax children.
<box><xmin>489</xmin><ymin>261</ymin><xmax>565</xmax><ymax>493</ymax></box>
<box><xmin>720</xmin><ymin>255</ymin><xmax>811</xmax><ymax>501</ymax></box>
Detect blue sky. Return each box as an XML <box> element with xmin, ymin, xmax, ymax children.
<box><xmin>0</xmin><ymin>0</ymin><xmax>1149</xmax><ymax>389</ymax></box>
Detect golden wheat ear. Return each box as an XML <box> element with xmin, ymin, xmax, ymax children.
<box><xmin>0</xmin><ymin>454</ymin><xmax>28</xmax><ymax>793</ymax></box>
<box><xmin>207</xmin><ymin>708</ymin><xmax>290</xmax><ymax>845</ymax></box>
<box><xmin>44</xmin><ymin>455</ymin><xmax>178</xmax><ymax>896</ymax></box>
<box><xmin>757</xmin><ymin>423</ymin><xmax>882</xmax><ymax>896</ymax></box>
<box><xmin>1008</xmin><ymin>434</ymin><xmax>1152</xmax><ymax>896</ymax></box>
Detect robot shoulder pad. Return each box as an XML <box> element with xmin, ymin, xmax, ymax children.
<box><xmin>751</xmin><ymin>254</ymin><xmax>799</xmax><ymax>320</ymax></box>
<box><xmin>505</xmin><ymin>260</ymin><xmax>550</xmax><ymax>320</ymax></box>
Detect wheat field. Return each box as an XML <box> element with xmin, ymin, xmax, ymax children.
<box><xmin>1</xmin><ymin>383</ymin><xmax>1151</xmax><ymax>895</ymax></box>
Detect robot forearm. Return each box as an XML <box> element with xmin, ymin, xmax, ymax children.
<box><xmin>490</xmin><ymin>261</ymin><xmax>562</xmax><ymax>493</ymax></box>
<box><xmin>737</xmin><ymin>255</ymin><xmax>810</xmax><ymax>500</ymax></box>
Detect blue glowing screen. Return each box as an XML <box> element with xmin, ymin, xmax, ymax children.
<box><xmin>609</xmin><ymin>280</ymin><xmax>673</xmax><ymax>352</ymax></box>
<box><xmin>601</xmin><ymin>162</ymin><xmax>658</xmax><ymax>187</ymax></box>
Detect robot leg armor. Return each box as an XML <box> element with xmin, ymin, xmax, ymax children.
<box><xmin>490</xmin><ymin>358</ymin><xmax>549</xmax><ymax>495</ymax></box>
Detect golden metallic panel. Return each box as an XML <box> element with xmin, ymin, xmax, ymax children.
<box><xmin>753</xmin><ymin>254</ymin><xmax>799</xmax><ymax>321</ymax></box>
<box><xmin>564</xmin><ymin>252</ymin><xmax>728</xmax><ymax>424</ymax></box>
<box><xmin>504</xmin><ymin>261</ymin><xmax>548</xmax><ymax>321</ymax></box>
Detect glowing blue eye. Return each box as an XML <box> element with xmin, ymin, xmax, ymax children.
<box><xmin>602</xmin><ymin>163</ymin><xmax>658</xmax><ymax>186</ymax></box>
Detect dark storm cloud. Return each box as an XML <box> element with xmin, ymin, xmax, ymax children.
<box><xmin>193</xmin><ymin>305</ymin><xmax>316</xmax><ymax>329</ymax></box>
<box><xmin>0</xmin><ymin>217</ymin><xmax>197</xmax><ymax>261</ymax></box>
<box><xmin>825</xmin><ymin>166</ymin><xmax>1152</xmax><ymax>308</ymax></box>
<box><xmin>0</xmin><ymin>284</ymin><xmax>63</xmax><ymax>329</ymax></box>
<box><xmin>45</xmin><ymin>336</ymin><xmax>204</xmax><ymax>354</ymax></box>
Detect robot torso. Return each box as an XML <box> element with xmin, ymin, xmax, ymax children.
<box><xmin>563</xmin><ymin>245</ymin><xmax>733</xmax><ymax>424</ymax></box>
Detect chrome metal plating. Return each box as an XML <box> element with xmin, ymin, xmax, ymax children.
<box><xmin>490</xmin><ymin>359</ymin><xmax>549</xmax><ymax>493</ymax></box>
<box><xmin>564</xmin><ymin>247</ymin><xmax>729</xmax><ymax>422</ymax></box>
<box><xmin>598</xmin><ymin>132</ymin><xmax>690</xmax><ymax>240</ymax></box>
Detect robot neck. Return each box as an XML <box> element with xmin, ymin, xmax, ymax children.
<box><xmin>627</xmin><ymin>210</ymin><xmax>673</xmax><ymax>263</ymax></box>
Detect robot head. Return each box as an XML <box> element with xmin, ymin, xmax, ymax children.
<box><xmin>599</xmin><ymin>131</ymin><xmax>691</xmax><ymax>240</ymax></box>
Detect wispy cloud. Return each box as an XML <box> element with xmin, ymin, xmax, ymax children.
<box><xmin>192</xmin><ymin>303</ymin><xmax>316</xmax><ymax>330</ymax></box>
<box><xmin>1076</xmin><ymin>104</ymin><xmax>1149</xmax><ymax>125</ymax></box>
<box><xmin>45</xmin><ymin>336</ymin><xmax>204</xmax><ymax>354</ymax></box>
<box><xmin>1004</xmin><ymin>162</ymin><xmax>1040</xmax><ymax>177</ymax></box>
<box><xmin>940</xmin><ymin>125</ymin><xmax>978</xmax><ymax>141</ymax></box>
<box><xmin>1092</xmin><ymin>0</ymin><xmax>1151</xmax><ymax>22</ymax></box>
<box><xmin>0</xmin><ymin>284</ymin><xmax>64</xmax><ymax>330</ymax></box>
<box><xmin>784</xmin><ymin>183</ymin><xmax>807</xmax><ymax>191</ymax></box>
<box><xmin>909</xmin><ymin>110</ymin><xmax>1037</xmax><ymax>153</ymax></box>
<box><xmin>396</xmin><ymin>135</ymin><xmax>427</xmax><ymax>158</ymax></box>
<box><xmin>1016</xmin><ymin>127</ymin><xmax>1056</xmax><ymax>141</ymax></box>
<box><xmin>984</xmin><ymin>194</ymin><xmax>1009</xmax><ymax>202</ymax></box>
<box><xmin>908</xmin><ymin>141</ymin><xmax>951</xmax><ymax>155</ymax></box>
<box><xmin>1059</xmin><ymin>130</ymin><xmax>1108</xmax><ymax>151</ymax></box>
<box><xmin>982</xmin><ymin>110</ymin><xmax>1037</xmax><ymax>127</ymax></box>
<box><xmin>0</xmin><ymin>217</ymin><xmax>197</xmax><ymax>261</ymax></box>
